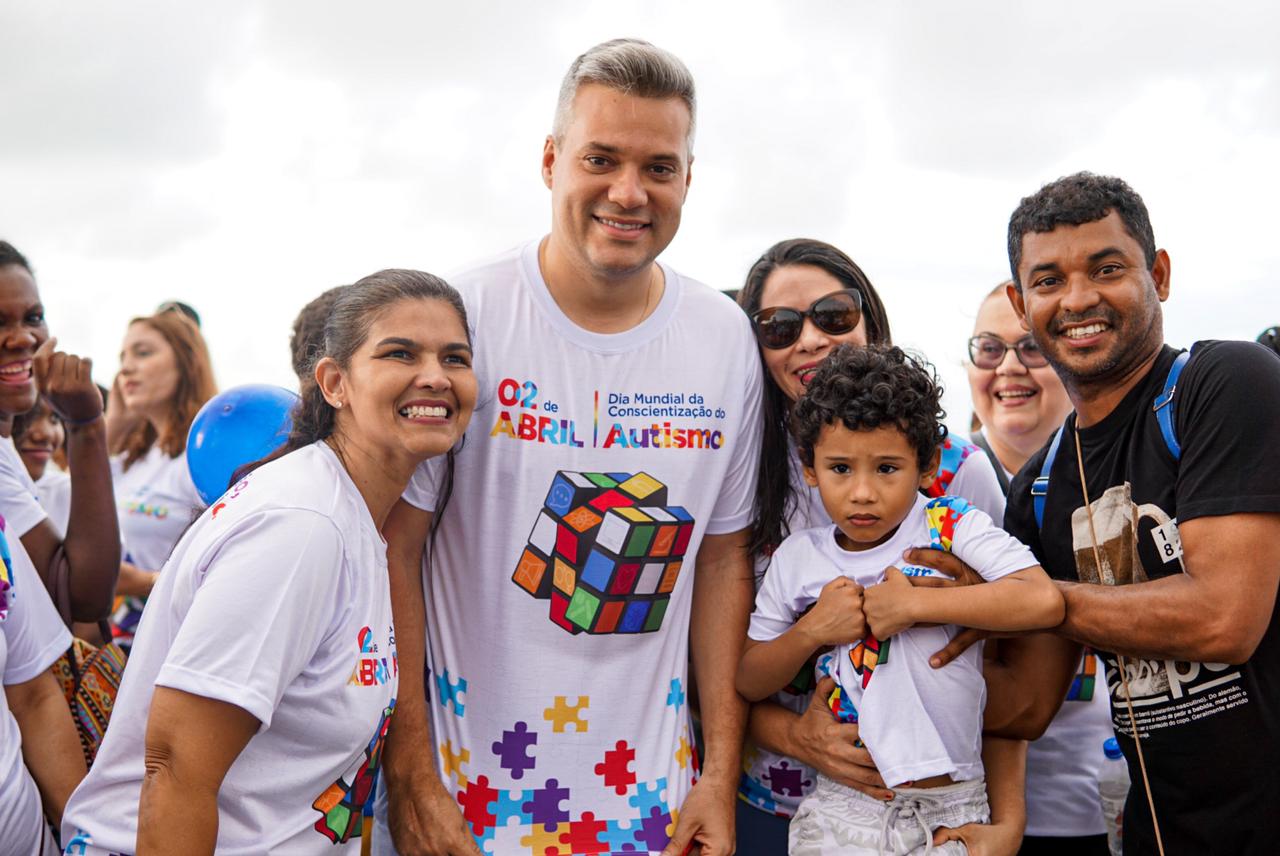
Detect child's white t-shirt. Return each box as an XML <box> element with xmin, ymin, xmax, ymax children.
<box><xmin>62</xmin><ymin>442</ymin><xmax>397</xmax><ymax>855</ymax></box>
<box><xmin>748</xmin><ymin>493</ymin><xmax>1036</xmax><ymax>787</ymax></box>
<box><xmin>1</xmin><ymin>525</ymin><xmax>72</xmax><ymax>856</ymax></box>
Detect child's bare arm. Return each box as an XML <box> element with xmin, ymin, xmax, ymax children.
<box><xmin>863</xmin><ymin>565</ymin><xmax>1063</xmax><ymax>640</ymax></box>
<box><xmin>736</xmin><ymin>577</ymin><xmax>866</xmax><ymax>701</ymax></box>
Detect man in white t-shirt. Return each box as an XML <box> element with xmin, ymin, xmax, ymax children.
<box><xmin>376</xmin><ymin>40</ymin><xmax>761</xmax><ymax>856</ymax></box>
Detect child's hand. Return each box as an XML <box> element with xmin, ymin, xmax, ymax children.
<box><xmin>797</xmin><ymin>577</ymin><xmax>866</xmax><ymax>647</ymax></box>
<box><xmin>863</xmin><ymin>566</ymin><xmax>918</xmax><ymax>639</ymax></box>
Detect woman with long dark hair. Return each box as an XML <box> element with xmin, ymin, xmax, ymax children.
<box><xmin>62</xmin><ymin>270</ymin><xmax>477</xmax><ymax>854</ymax></box>
<box><xmin>734</xmin><ymin>239</ymin><xmax>1018</xmax><ymax>854</ymax></box>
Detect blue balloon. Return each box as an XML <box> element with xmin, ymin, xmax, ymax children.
<box><xmin>186</xmin><ymin>384</ymin><xmax>298</xmax><ymax>504</ymax></box>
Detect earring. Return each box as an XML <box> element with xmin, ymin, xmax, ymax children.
<box><xmin>334</xmin><ymin>400</ymin><xmax>344</xmax><ymax>409</ymax></box>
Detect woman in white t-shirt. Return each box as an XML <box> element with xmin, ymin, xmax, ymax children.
<box><xmin>967</xmin><ymin>282</ymin><xmax>1114</xmax><ymax>855</ymax></box>
<box><xmin>104</xmin><ymin>309</ymin><xmax>217</xmax><ymax>649</ymax></box>
<box><xmin>733</xmin><ymin>239</ymin><xmax>1023</xmax><ymax>855</ymax></box>
<box><xmin>1</xmin><ymin>521</ymin><xmax>85</xmax><ymax>856</ymax></box>
<box><xmin>62</xmin><ymin>270</ymin><xmax>477</xmax><ymax>855</ymax></box>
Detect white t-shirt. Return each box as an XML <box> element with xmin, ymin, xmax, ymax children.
<box><xmin>1</xmin><ymin>523</ymin><xmax>73</xmax><ymax>856</ymax></box>
<box><xmin>967</xmin><ymin>433</ymin><xmax>1113</xmax><ymax>837</ymax></box>
<box><xmin>111</xmin><ymin>446</ymin><xmax>204</xmax><ymax>573</ymax></box>
<box><xmin>34</xmin><ymin>469</ymin><xmax>71</xmax><ymax>537</ymax></box>
<box><xmin>110</xmin><ymin>446</ymin><xmax>205</xmax><ymax>648</ymax></box>
<box><xmin>738</xmin><ymin>433</ymin><xmax>1006</xmax><ymax>817</ymax></box>
<box><xmin>748</xmin><ymin>494</ymin><xmax>1036</xmax><ymax>788</ymax></box>
<box><xmin>62</xmin><ymin>442</ymin><xmax>398</xmax><ymax>855</ymax></box>
<box><xmin>392</xmin><ymin>241</ymin><xmax>762</xmax><ymax>854</ymax></box>
<box><xmin>0</xmin><ymin>434</ymin><xmax>49</xmax><ymax>538</ymax></box>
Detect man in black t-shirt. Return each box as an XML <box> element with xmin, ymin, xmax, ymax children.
<box><xmin>999</xmin><ymin>173</ymin><xmax>1280</xmax><ymax>855</ymax></box>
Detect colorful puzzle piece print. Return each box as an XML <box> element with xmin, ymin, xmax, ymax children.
<box><xmin>513</xmin><ymin>471</ymin><xmax>693</xmax><ymax>635</ymax></box>
<box><xmin>627</xmin><ymin>778</ymin><xmax>668</xmax><ymax>816</ymax></box>
<box><xmin>594</xmin><ymin>739</ymin><xmax>636</xmax><ymax>794</ymax></box>
<box><xmin>457</xmin><ymin>775</ymin><xmax>499</xmax><ymax>836</ymax></box>
<box><xmin>492</xmin><ymin>720</ymin><xmax>538</xmax><ymax>780</ymax></box>
<box><xmin>923</xmin><ymin>496</ymin><xmax>974</xmax><ymax>552</ymax></box>
<box><xmin>925</xmin><ymin>438</ymin><xmax>976</xmax><ymax>498</ymax></box>
<box><xmin>440</xmin><ymin>739</ymin><xmax>470</xmax><ymax>785</ymax></box>
<box><xmin>1068</xmin><ymin>650</ymin><xmax>1098</xmax><ymax>701</ymax></box>
<box><xmin>543</xmin><ymin>695</ymin><xmax>589</xmax><ymax>733</ymax></box>
<box><xmin>763</xmin><ymin>760</ymin><xmax>813</xmax><ymax>797</ymax></box>
<box><xmin>847</xmin><ymin>633</ymin><xmax>891</xmax><ymax>689</ymax></box>
<box><xmin>519</xmin><ymin>823</ymin><xmax>570</xmax><ymax>855</ymax></box>
<box><xmin>435</xmin><ymin>669</ymin><xmax>468</xmax><ymax>716</ymax></box>
<box><xmin>560</xmin><ymin>811</ymin><xmax>610</xmax><ymax>855</ymax></box>
<box><xmin>666</xmin><ymin>677</ymin><xmax>685</xmax><ymax>711</ymax></box>
<box><xmin>675</xmin><ymin>734</ymin><xmax>693</xmax><ymax>771</ymax></box>
<box><xmin>523</xmin><ymin>777</ymin><xmax>571</xmax><ymax>831</ymax></box>
<box><xmin>311</xmin><ymin>702</ymin><xmax>394</xmax><ymax>843</ymax></box>
<box><xmin>635</xmin><ymin>805</ymin><xmax>675</xmax><ymax>852</ymax></box>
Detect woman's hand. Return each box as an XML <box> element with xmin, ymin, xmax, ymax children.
<box><xmin>796</xmin><ymin>577</ymin><xmax>866</xmax><ymax>647</ymax></box>
<box><xmin>788</xmin><ymin>676</ymin><xmax>893</xmax><ymax>801</ymax></box>
<box><xmin>35</xmin><ymin>338</ymin><xmax>103</xmax><ymax>426</ymax></box>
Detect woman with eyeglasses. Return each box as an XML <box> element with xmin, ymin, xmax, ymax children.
<box><xmin>733</xmin><ymin>239</ymin><xmax>1023</xmax><ymax>855</ymax></box>
<box><xmin>967</xmin><ymin>282</ymin><xmax>1114</xmax><ymax>856</ymax></box>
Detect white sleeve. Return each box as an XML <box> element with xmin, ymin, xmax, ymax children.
<box><xmin>154</xmin><ymin>509</ymin><xmax>347</xmax><ymax>728</ymax></box>
<box><xmin>747</xmin><ymin>541</ymin><xmax>805</xmax><ymax>642</ymax></box>
<box><xmin>946</xmin><ymin>446</ymin><xmax>1006</xmax><ymax>523</ymax></box>
<box><xmin>403</xmin><ymin>455</ymin><xmax>447</xmax><ymax>513</ymax></box>
<box><xmin>706</xmin><ymin>329</ymin><xmax>764</xmax><ymax>535</ymax></box>
<box><xmin>950</xmin><ymin>509</ymin><xmax>1038</xmax><ymax>583</ymax></box>
<box><xmin>0</xmin><ymin>441</ymin><xmax>49</xmax><ymax>538</ymax></box>
<box><xmin>1</xmin><ymin>534</ymin><xmax>72</xmax><ymax>685</ymax></box>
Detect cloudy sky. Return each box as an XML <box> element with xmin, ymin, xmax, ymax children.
<box><xmin>3</xmin><ymin>0</ymin><xmax>1277</xmax><ymax>425</ymax></box>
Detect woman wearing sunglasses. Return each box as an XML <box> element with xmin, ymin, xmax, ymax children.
<box><xmin>733</xmin><ymin>239</ymin><xmax>1020</xmax><ymax>854</ymax></box>
<box><xmin>967</xmin><ymin>283</ymin><xmax>1113</xmax><ymax>856</ymax></box>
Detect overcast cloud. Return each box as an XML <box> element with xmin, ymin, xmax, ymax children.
<box><xmin>2</xmin><ymin>0</ymin><xmax>1276</xmax><ymax>426</ymax></box>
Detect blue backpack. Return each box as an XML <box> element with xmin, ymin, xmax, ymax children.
<box><xmin>1032</xmin><ymin>348</ymin><xmax>1192</xmax><ymax>528</ymax></box>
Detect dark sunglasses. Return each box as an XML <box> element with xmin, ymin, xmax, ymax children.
<box><xmin>967</xmin><ymin>334</ymin><xmax>1048</xmax><ymax>369</ymax></box>
<box><xmin>750</xmin><ymin>289</ymin><xmax>863</xmax><ymax>350</ymax></box>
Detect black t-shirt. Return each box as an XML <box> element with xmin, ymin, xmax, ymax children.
<box><xmin>1006</xmin><ymin>341</ymin><xmax>1280</xmax><ymax>856</ymax></box>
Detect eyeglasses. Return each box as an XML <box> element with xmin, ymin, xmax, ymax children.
<box><xmin>967</xmin><ymin>334</ymin><xmax>1048</xmax><ymax>369</ymax></box>
<box><xmin>750</xmin><ymin>289</ymin><xmax>863</xmax><ymax>350</ymax></box>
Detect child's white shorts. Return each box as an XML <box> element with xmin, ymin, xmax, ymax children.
<box><xmin>788</xmin><ymin>773</ymin><xmax>989</xmax><ymax>855</ymax></box>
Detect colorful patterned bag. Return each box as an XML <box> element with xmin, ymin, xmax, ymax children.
<box><xmin>46</xmin><ymin>546</ymin><xmax>127</xmax><ymax>767</ymax></box>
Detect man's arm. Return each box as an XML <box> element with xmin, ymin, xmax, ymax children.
<box><xmin>6</xmin><ymin>669</ymin><xmax>86</xmax><ymax>826</ymax></box>
<box><xmin>24</xmin><ymin>343</ymin><xmax>121</xmax><ymax>620</ymax></box>
<box><xmin>381</xmin><ymin>499</ymin><xmax>481</xmax><ymax>856</ymax></box>
<box><xmin>662</xmin><ymin>529</ymin><xmax>753</xmax><ymax>856</ymax></box>
<box><xmin>1056</xmin><ymin>512</ymin><xmax>1280</xmax><ymax>663</ymax></box>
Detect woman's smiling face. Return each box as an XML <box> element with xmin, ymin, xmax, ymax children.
<box><xmin>757</xmin><ymin>264</ymin><xmax>868</xmax><ymax>404</ymax></box>
<box><xmin>967</xmin><ymin>291</ymin><xmax>1071</xmax><ymax>452</ymax></box>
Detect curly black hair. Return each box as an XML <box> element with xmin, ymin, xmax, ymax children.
<box><xmin>791</xmin><ymin>345</ymin><xmax>947</xmax><ymax>471</ymax></box>
<box><xmin>1007</xmin><ymin>172</ymin><xmax>1156</xmax><ymax>289</ymax></box>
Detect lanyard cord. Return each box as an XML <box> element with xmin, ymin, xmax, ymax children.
<box><xmin>1073</xmin><ymin>426</ymin><xmax>1166</xmax><ymax>856</ymax></box>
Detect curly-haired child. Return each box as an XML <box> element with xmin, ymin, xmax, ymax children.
<box><xmin>735</xmin><ymin>344</ymin><xmax>1064</xmax><ymax>855</ymax></box>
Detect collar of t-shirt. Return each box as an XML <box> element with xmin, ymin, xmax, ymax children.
<box><xmin>518</xmin><ymin>239</ymin><xmax>683</xmax><ymax>355</ymax></box>
<box><xmin>1072</xmin><ymin>345</ymin><xmax>1180</xmax><ymax>448</ymax></box>
<box><xmin>815</xmin><ymin>492</ymin><xmax>930</xmax><ymax>569</ymax></box>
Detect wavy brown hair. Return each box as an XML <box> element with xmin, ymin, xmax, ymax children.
<box><xmin>115</xmin><ymin>311</ymin><xmax>217</xmax><ymax>470</ymax></box>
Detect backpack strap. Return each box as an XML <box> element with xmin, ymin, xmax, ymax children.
<box><xmin>1153</xmin><ymin>348</ymin><xmax>1192</xmax><ymax>461</ymax></box>
<box><xmin>1032</xmin><ymin>346</ymin><xmax>1193</xmax><ymax>530</ymax></box>
<box><xmin>1031</xmin><ymin>424</ymin><xmax>1066</xmax><ymax>530</ymax></box>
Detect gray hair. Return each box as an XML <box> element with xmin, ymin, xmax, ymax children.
<box><xmin>552</xmin><ymin>38</ymin><xmax>697</xmax><ymax>153</ymax></box>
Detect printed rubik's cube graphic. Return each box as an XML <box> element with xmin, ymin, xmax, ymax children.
<box><xmin>513</xmin><ymin>471</ymin><xmax>694</xmax><ymax>634</ymax></box>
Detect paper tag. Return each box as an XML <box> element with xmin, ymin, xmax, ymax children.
<box><xmin>1151</xmin><ymin>518</ymin><xmax>1183</xmax><ymax>564</ymax></box>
